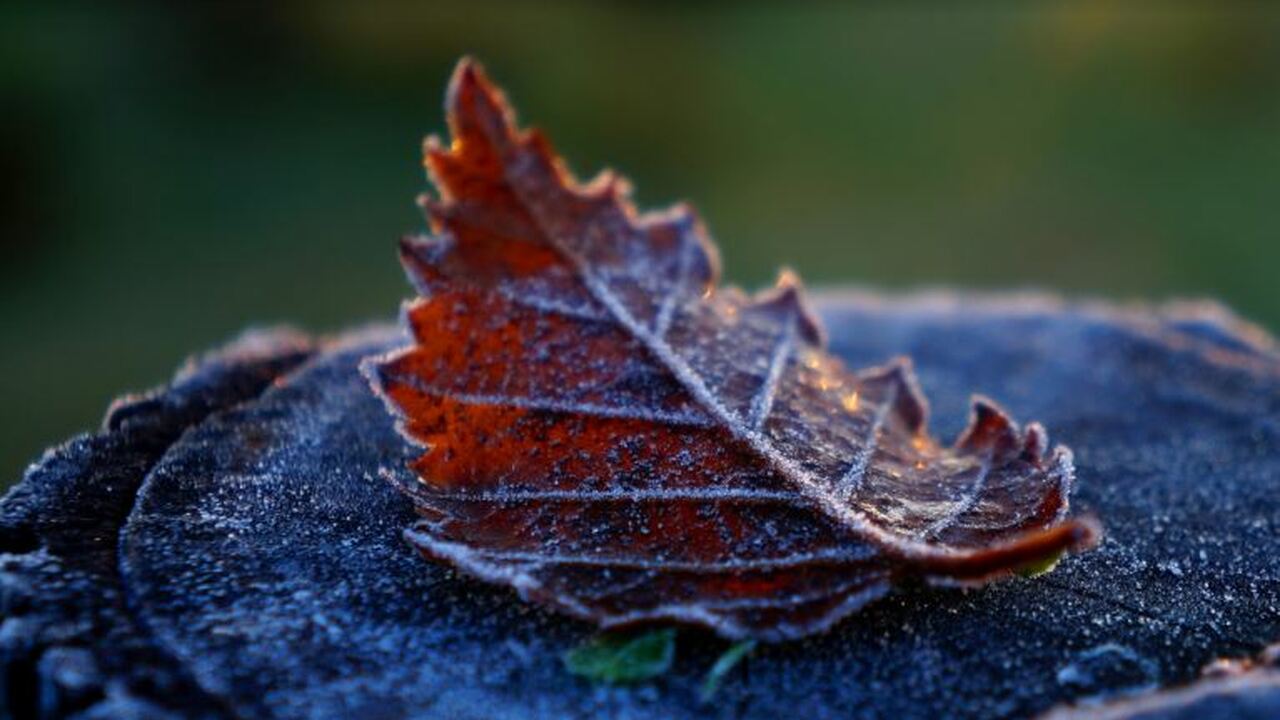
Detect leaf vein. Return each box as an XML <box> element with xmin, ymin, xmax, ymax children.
<box><xmin>747</xmin><ymin>321</ymin><xmax>797</xmax><ymax>430</ymax></box>
<box><xmin>837</xmin><ymin>383</ymin><xmax>898</xmax><ymax>503</ymax></box>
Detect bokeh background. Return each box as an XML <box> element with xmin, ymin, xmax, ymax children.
<box><xmin>3</xmin><ymin>2</ymin><xmax>1279</xmax><ymax>487</ymax></box>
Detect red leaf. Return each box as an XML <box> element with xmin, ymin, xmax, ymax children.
<box><xmin>365</xmin><ymin>58</ymin><xmax>1099</xmax><ymax>641</ymax></box>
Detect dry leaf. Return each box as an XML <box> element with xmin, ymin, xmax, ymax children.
<box><xmin>364</xmin><ymin>58</ymin><xmax>1099</xmax><ymax>641</ymax></box>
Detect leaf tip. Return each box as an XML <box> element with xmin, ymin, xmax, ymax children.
<box><xmin>1065</xmin><ymin>513</ymin><xmax>1103</xmax><ymax>551</ymax></box>
<box><xmin>448</xmin><ymin>56</ymin><xmax>491</xmax><ymax>110</ymax></box>
<box><xmin>858</xmin><ymin>357</ymin><xmax>930</xmax><ymax>434</ymax></box>
<box><xmin>444</xmin><ymin>56</ymin><xmax>515</xmax><ymax>150</ymax></box>
<box><xmin>397</xmin><ymin>233</ymin><xmax>451</xmax><ymax>294</ymax></box>
<box><xmin>750</xmin><ymin>268</ymin><xmax>826</xmax><ymax>346</ymax></box>
<box><xmin>1021</xmin><ymin>421</ymin><xmax>1049</xmax><ymax>461</ymax></box>
<box><xmin>1018</xmin><ymin>514</ymin><xmax>1101</xmax><ymax>577</ymax></box>
<box><xmin>955</xmin><ymin>395</ymin><xmax>1021</xmax><ymax>457</ymax></box>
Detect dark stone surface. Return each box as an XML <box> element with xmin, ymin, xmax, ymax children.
<box><xmin>4</xmin><ymin>293</ymin><xmax>1278</xmax><ymax>719</ymax></box>
<box><xmin>1042</xmin><ymin>659</ymin><xmax>1280</xmax><ymax>720</ymax></box>
<box><xmin>1</xmin><ymin>328</ymin><xmax>316</xmax><ymax>720</ymax></box>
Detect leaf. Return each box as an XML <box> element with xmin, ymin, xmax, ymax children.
<box><xmin>364</xmin><ymin>58</ymin><xmax>1100</xmax><ymax>641</ymax></box>
<box><xmin>563</xmin><ymin>628</ymin><xmax>677</xmax><ymax>684</ymax></box>
<box><xmin>700</xmin><ymin>639</ymin><xmax>757</xmax><ymax>702</ymax></box>
<box><xmin>1016</xmin><ymin>549</ymin><xmax>1067</xmax><ymax>578</ymax></box>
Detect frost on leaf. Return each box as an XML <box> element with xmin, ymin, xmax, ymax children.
<box><xmin>364</xmin><ymin>58</ymin><xmax>1100</xmax><ymax>641</ymax></box>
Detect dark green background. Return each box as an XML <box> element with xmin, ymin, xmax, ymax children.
<box><xmin>3</xmin><ymin>2</ymin><xmax>1278</xmax><ymax>488</ymax></box>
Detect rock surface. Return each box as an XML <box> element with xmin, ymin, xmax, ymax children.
<box><xmin>3</xmin><ymin>292</ymin><xmax>1278</xmax><ymax>719</ymax></box>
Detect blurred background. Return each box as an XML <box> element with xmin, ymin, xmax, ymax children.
<box><xmin>3</xmin><ymin>2</ymin><xmax>1279</xmax><ymax>487</ymax></box>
